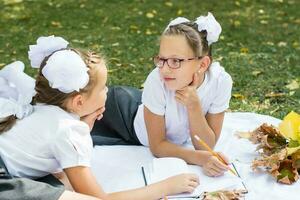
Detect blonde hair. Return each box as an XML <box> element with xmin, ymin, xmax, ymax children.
<box><xmin>0</xmin><ymin>49</ymin><xmax>105</xmax><ymax>134</ymax></box>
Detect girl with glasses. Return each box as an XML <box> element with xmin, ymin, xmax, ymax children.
<box><xmin>92</xmin><ymin>13</ymin><xmax>233</xmax><ymax>177</ymax></box>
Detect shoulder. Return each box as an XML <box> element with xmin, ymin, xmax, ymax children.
<box><xmin>143</xmin><ymin>67</ymin><xmax>165</xmax><ymax>96</ymax></box>
<box><xmin>34</xmin><ymin>104</ymin><xmax>89</xmax><ymax>137</ymax></box>
<box><xmin>207</xmin><ymin>62</ymin><xmax>232</xmax><ymax>87</ymax></box>
<box><xmin>145</xmin><ymin>68</ymin><xmax>162</xmax><ymax>83</ymax></box>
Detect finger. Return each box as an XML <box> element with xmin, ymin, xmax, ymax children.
<box><xmin>217</xmin><ymin>152</ymin><xmax>230</xmax><ymax>164</ymax></box>
<box><xmin>175</xmin><ymin>89</ymin><xmax>187</xmax><ymax>95</ymax></box>
<box><xmin>175</xmin><ymin>91</ymin><xmax>185</xmax><ymax>97</ymax></box>
<box><xmin>214</xmin><ymin>156</ymin><xmax>230</xmax><ymax>170</ymax></box>
<box><xmin>175</xmin><ymin>95</ymin><xmax>185</xmax><ymax>104</ymax></box>
<box><xmin>207</xmin><ymin>167</ymin><xmax>223</xmax><ymax>177</ymax></box>
<box><xmin>212</xmin><ymin>160</ymin><xmax>230</xmax><ymax>171</ymax></box>
<box><xmin>208</xmin><ymin>163</ymin><xmax>224</xmax><ymax>174</ymax></box>
<box><xmin>97</xmin><ymin>114</ymin><xmax>103</xmax><ymax>120</ymax></box>
<box><xmin>187</xmin><ymin>186</ymin><xmax>196</xmax><ymax>193</ymax></box>
<box><xmin>203</xmin><ymin>169</ymin><xmax>213</xmax><ymax>177</ymax></box>
<box><xmin>176</xmin><ymin>86</ymin><xmax>189</xmax><ymax>92</ymax></box>
<box><xmin>188</xmin><ymin>181</ymin><xmax>199</xmax><ymax>188</ymax></box>
<box><xmin>190</xmin><ymin>71</ymin><xmax>202</xmax><ymax>88</ymax></box>
<box><xmin>188</xmin><ymin>174</ymin><xmax>199</xmax><ymax>183</ymax></box>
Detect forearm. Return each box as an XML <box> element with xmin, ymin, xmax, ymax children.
<box><xmin>151</xmin><ymin>140</ymin><xmax>208</xmax><ymax>165</ymax></box>
<box><xmin>108</xmin><ymin>180</ymin><xmax>169</xmax><ymax>200</ymax></box>
<box><xmin>187</xmin><ymin>103</ymin><xmax>216</xmax><ymax>149</ymax></box>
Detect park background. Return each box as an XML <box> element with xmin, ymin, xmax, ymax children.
<box><xmin>0</xmin><ymin>0</ymin><xmax>299</xmax><ymax>119</ymax></box>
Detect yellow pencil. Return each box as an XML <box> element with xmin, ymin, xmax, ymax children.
<box><xmin>193</xmin><ymin>135</ymin><xmax>237</xmax><ymax>176</ymax></box>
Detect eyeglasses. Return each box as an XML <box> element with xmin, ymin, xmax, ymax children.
<box><xmin>153</xmin><ymin>56</ymin><xmax>203</xmax><ymax>69</ymax></box>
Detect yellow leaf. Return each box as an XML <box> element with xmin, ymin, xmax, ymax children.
<box><xmin>130</xmin><ymin>25</ymin><xmax>138</xmax><ymax>30</ymax></box>
<box><xmin>177</xmin><ymin>9</ymin><xmax>183</xmax><ymax>15</ymax></box>
<box><xmin>165</xmin><ymin>2</ymin><xmax>173</xmax><ymax>7</ymax></box>
<box><xmin>232</xmin><ymin>93</ymin><xmax>245</xmax><ymax>100</ymax></box>
<box><xmin>260</xmin><ymin>20</ymin><xmax>268</xmax><ymax>24</ymax></box>
<box><xmin>233</xmin><ymin>20</ymin><xmax>241</xmax><ymax>27</ymax></box>
<box><xmin>287</xmin><ymin>146</ymin><xmax>300</xmax><ymax>155</ymax></box>
<box><xmin>265</xmin><ymin>92</ymin><xmax>285</xmax><ymax>98</ymax></box>
<box><xmin>286</xmin><ymin>80</ymin><xmax>299</xmax><ymax>90</ymax></box>
<box><xmin>252</xmin><ymin>70</ymin><xmax>262</xmax><ymax>76</ymax></box>
<box><xmin>146</xmin><ymin>12</ymin><xmax>154</xmax><ymax>18</ymax></box>
<box><xmin>145</xmin><ymin>29</ymin><xmax>152</xmax><ymax>35</ymax></box>
<box><xmin>240</xmin><ymin>47</ymin><xmax>249</xmax><ymax>54</ymax></box>
<box><xmin>51</xmin><ymin>21</ymin><xmax>62</xmax><ymax>28</ymax></box>
<box><xmin>278</xmin><ymin>41</ymin><xmax>287</xmax><ymax>47</ymax></box>
<box><xmin>279</xmin><ymin>111</ymin><xmax>300</xmax><ymax>141</ymax></box>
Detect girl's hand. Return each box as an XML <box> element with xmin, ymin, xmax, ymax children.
<box><xmin>175</xmin><ymin>71</ymin><xmax>202</xmax><ymax>109</ymax></box>
<box><xmin>202</xmin><ymin>152</ymin><xmax>230</xmax><ymax>177</ymax></box>
<box><xmin>81</xmin><ymin>107</ymin><xmax>105</xmax><ymax>130</ymax></box>
<box><xmin>164</xmin><ymin>173</ymin><xmax>199</xmax><ymax>194</ymax></box>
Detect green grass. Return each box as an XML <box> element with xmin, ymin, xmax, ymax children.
<box><xmin>0</xmin><ymin>0</ymin><xmax>299</xmax><ymax>119</ymax></box>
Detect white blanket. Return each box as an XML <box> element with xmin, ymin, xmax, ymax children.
<box><xmin>91</xmin><ymin>112</ymin><xmax>299</xmax><ymax>200</ymax></box>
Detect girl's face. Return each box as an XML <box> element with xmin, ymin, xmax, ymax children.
<box><xmin>78</xmin><ymin>64</ymin><xmax>108</xmax><ymax>117</ymax></box>
<box><xmin>158</xmin><ymin>35</ymin><xmax>202</xmax><ymax>90</ymax></box>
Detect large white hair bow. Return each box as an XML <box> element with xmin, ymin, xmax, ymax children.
<box><xmin>165</xmin><ymin>12</ymin><xmax>222</xmax><ymax>45</ymax></box>
<box><xmin>28</xmin><ymin>35</ymin><xmax>89</xmax><ymax>93</ymax></box>
<box><xmin>195</xmin><ymin>12</ymin><xmax>222</xmax><ymax>45</ymax></box>
<box><xmin>0</xmin><ymin>61</ymin><xmax>36</xmax><ymax>119</ymax></box>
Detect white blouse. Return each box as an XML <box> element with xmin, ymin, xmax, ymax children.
<box><xmin>134</xmin><ymin>62</ymin><xmax>233</xmax><ymax>146</ymax></box>
<box><xmin>0</xmin><ymin>104</ymin><xmax>93</xmax><ymax>179</ymax></box>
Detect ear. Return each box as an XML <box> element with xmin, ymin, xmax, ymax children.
<box><xmin>70</xmin><ymin>94</ymin><xmax>85</xmax><ymax>114</ymax></box>
<box><xmin>198</xmin><ymin>56</ymin><xmax>211</xmax><ymax>73</ymax></box>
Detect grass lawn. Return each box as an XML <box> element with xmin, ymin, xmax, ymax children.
<box><xmin>0</xmin><ymin>0</ymin><xmax>299</xmax><ymax>119</ymax></box>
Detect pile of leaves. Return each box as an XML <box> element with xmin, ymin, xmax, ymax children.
<box><xmin>237</xmin><ymin>111</ymin><xmax>300</xmax><ymax>184</ymax></box>
<box><xmin>202</xmin><ymin>189</ymin><xmax>247</xmax><ymax>200</ymax></box>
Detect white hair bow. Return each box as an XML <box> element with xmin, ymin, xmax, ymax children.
<box><xmin>0</xmin><ymin>61</ymin><xmax>36</xmax><ymax>119</ymax></box>
<box><xmin>28</xmin><ymin>35</ymin><xmax>89</xmax><ymax>93</ymax></box>
<box><xmin>195</xmin><ymin>12</ymin><xmax>222</xmax><ymax>45</ymax></box>
<box><xmin>165</xmin><ymin>12</ymin><xmax>222</xmax><ymax>45</ymax></box>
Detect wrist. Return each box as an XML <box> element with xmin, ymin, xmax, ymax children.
<box><xmin>161</xmin><ymin>178</ymin><xmax>173</xmax><ymax>195</ymax></box>
<box><xmin>186</xmin><ymin>99</ymin><xmax>201</xmax><ymax>110</ymax></box>
<box><xmin>193</xmin><ymin>150</ymin><xmax>211</xmax><ymax>166</ymax></box>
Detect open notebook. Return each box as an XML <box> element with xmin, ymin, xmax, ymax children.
<box><xmin>142</xmin><ymin>157</ymin><xmax>247</xmax><ymax>199</ymax></box>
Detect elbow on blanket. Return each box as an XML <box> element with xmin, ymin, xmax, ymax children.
<box><xmin>149</xmin><ymin>142</ymin><xmax>166</xmax><ymax>157</ymax></box>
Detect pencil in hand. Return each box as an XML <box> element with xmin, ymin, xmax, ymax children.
<box><xmin>193</xmin><ymin>135</ymin><xmax>237</xmax><ymax>176</ymax></box>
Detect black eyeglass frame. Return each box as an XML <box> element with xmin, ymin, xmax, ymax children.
<box><xmin>153</xmin><ymin>56</ymin><xmax>203</xmax><ymax>69</ymax></box>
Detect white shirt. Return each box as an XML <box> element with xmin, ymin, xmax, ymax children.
<box><xmin>134</xmin><ymin>62</ymin><xmax>233</xmax><ymax>146</ymax></box>
<box><xmin>0</xmin><ymin>104</ymin><xmax>93</xmax><ymax>179</ymax></box>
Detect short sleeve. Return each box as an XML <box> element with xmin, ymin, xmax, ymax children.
<box><xmin>51</xmin><ymin>119</ymin><xmax>93</xmax><ymax>169</ymax></box>
<box><xmin>208</xmin><ymin>72</ymin><xmax>233</xmax><ymax>114</ymax></box>
<box><xmin>142</xmin><ymin>68</ymin><xmax>166</xmax><ymax>116</ymax></box>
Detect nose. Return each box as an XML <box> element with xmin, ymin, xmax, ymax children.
<box><xmin>160</xmin><ymin>61</ymin><xmax>171</xmax><ymax>74</ymax></box>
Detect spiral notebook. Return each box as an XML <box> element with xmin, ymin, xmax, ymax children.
<box><xmin>141</xmin><ymin>157</ymin><xmax>247</xmax><ymax>199</ymax></box>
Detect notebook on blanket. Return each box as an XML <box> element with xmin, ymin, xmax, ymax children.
<box><xmin>142</xmin><ymin>157</ymin><xmax>247</xmax><ymax>199</ymax></box>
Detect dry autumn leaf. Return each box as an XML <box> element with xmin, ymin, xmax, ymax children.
<box><xmin>286</xmin><ymin>80</ymin><xmax>299</xmax><ymax>91</ymax></box>
<box><xmin>239</xmin><ymin>121</ymin><xmax>300</xmax><ymax>185</ymax></box>
<box><xmin>202</xmin><ymin>189</ymin><xmax>247</xmax><ymax>200</ymax></box>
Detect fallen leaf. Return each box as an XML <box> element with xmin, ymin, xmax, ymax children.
<box><xmin>265</xmin><ymin>92</ymin><xmax>285</xmax><ymax>98</ymax></box>
<box><xmin>232</xmin><ymin>93</ymin><xmax>245</xmax><ymax>100</ymax></box>
<box><xmin>146</xmin><ymin>12</ymin><xmax>154</xmax><ymax>18</ymax></box>
<box><xmin>51</xmin><ymin>21</ymin><xmax>62</xmax><ymax>28</ymax></box>
<box><xmin>286</xmin><ymin>80</ymin><xmax>299</xmax><ymax>90</ymax></box>
<box><xmin>165</xmin><ymin>2</ymin><xmax>173</xmax><ymax>7</ymax></box>
<box><xmin>240</xmin><ymin>47</ymin><xmax>249</xmax><ymax>54</ymax></box>
<box><xmin>278</xmin><ymin>41</ymin><xmax>287</xmax><ymax>47</ymax></box>
<box><xmin>177</xmin><ymin>9</ymin><xmax>183</xmax><ymax>15</ymax></box>
<box><xmin>252</xmin><ymin>70</ymin><xmax>262</xmax><ymax>76</ymax></box>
